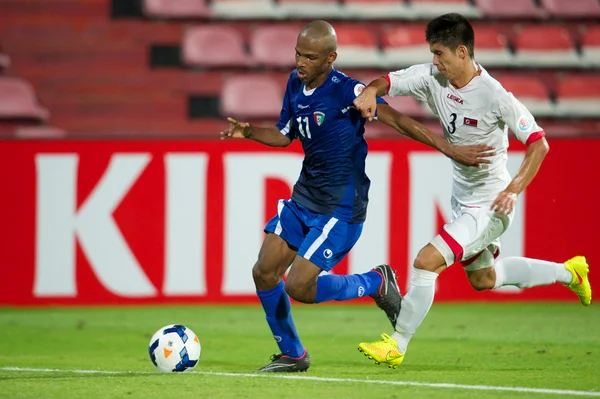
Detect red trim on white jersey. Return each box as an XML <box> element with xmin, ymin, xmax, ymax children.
<box><xmin>461</xmin><ymin>247</ymin><xmax>500</xmax><ymax>268</ymax></box>
<box><xmin>462</xmin><ymin>250</ymin><xmax>483</xmax><ymax>267</ymax></box>
<box><xmin>526</xmin><ymin>131</ymin><xmax>545</xmax><ymax>146</ymax></box>
<box><xmin>384</xmin><ymin>75</ymin><xmax>391</xmax><ymax>95</ymax></box>
<box><xmin>439</xmin><ymin>228</ymin><xmax>464</xmax><ymax>263</ymax></box>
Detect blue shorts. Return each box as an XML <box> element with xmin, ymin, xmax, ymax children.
<box><xmin>264</xmin><ymin>199</ymin><xmax>363</xmax><ymax>271</ymax></box>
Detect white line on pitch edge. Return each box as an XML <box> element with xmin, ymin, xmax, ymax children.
<box><xmin>1</xmin><ymin>367</ymin><xmax>598</xmax><ymax>397</ymax></box>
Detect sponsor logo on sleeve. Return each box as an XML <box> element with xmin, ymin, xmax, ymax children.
<box><xmin>518</xmin><ymin>117</ymin><xmax>532</xmax><ymax>132</ymax></box>
<box><xmin>354</xmin><ymin>83</ymin><xmax>365</xmax><ymax>97</ymax></box>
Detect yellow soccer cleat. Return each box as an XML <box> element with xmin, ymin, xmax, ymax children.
<box><xmin>357</xmin><ymin>333</ymin><xmax>405</xmax><ymax>369</ymax></box>
<box><xmin>565</xmin><ymin>256</ymin><xmax>592</xmax><ymax>306</ymax></box>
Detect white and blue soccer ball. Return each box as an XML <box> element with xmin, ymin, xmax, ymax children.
<box><xmin>148</xmin><ymin>324</ymin><xmax>201</xmax><ymax>372</ymax></box>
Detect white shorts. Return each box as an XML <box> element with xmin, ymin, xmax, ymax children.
<box><xmin>430</xmin><ymin>197</ymin><xmax>513</xmax><ymax>271</ymax></box>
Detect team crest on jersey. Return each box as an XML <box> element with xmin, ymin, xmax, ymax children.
<box><xmin>313</xmin><ymin>111</ymin><xmax>325</xmax><ymax>126</ymax></box>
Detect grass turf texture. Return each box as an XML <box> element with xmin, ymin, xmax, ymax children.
<box><xmin>0</xmin><ymin>303</ymin><xmax>598</xmax><ymax>398</ymax></box>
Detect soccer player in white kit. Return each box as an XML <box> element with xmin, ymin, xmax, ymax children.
<box><xmin>352</xmin><ymin>13</ymin><xmax>592</xmax><ymax>368</ymax></box>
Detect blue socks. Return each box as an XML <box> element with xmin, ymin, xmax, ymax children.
<box><xmin>314</xmin><ymin>271</ymin><xmax>382</xmax><ymax>303</ymax></box>
<box><xmin>257</xmin><ymin>281</ymin><xmax>305</xmax><ymax>359</ymax></box>
<box><xmin>257</xmin><ymin>271</ymin><xmax>382</xmax><ymax>357</ymax></box>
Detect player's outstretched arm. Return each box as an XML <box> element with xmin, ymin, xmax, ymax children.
<box><xmin>220</xmin><ymin>117</ymin><xmax>292</xmax><ymax>148</ymax></box>
<box><xmin>491</xmin><ymin>137</ymin><xmax>549</xmax><ymax>215</ymax></box>
<box><xmin>353</xmin><ymin>78</ymin><xmax>389</xmax><ymax>121</ymax></box>
<box><xmin>376</xmin><ymin>104</ymin><xmax>495</xmax><ymax>168</ymax></box>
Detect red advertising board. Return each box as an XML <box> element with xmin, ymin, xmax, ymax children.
<box><xmin>0</xmin><ymin>139</ymin><xmax>598</xmax><ymax>305</ymax></box>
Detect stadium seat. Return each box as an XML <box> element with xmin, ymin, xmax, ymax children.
<box><xmin>181</xmin><ymin>26</ymin><xmax>249</xmax><ymax>68</ymax></box>
<box><xmin>14</xmin><ymin>125</ymin><xmax>67</xmax><ymax>139</ymax></box>
<box><xmin>408</xmin><ymin>0</ymin><xmax>482</xmax><ymax>18</ymax></box>
<box><xmin>541</xmin><ymin>120</ymin><xmax>600</xmax><ymax>138</ymax></box>
<box><xmin>540</xmin><ymin>0</ymin><xmax>600</xmax><ymax>19</ymax></box>
<box><xmin>513</xmin><ymin>25</ymin><xmax>580</xmax><ymax>68</ymax></box>
<box><xmin>0</xmin><ymin>52</ymin><xmax>9</xmax><ymax>72</ymax></box>
<box><xmin>494</xmin><ymin>74</ymin><xmax>555</xmax><ymax>117</ymax></box>
<box><xmin>250</xmin><ymin>25</ymin><xmax>299</xmax><ymax>68</ymax></box>
<box><xmin>581</xmin><ymin>26</ymin><xmax>600</xmax><ymax>67</ymax></box>
<box><xmin>474</xmin><ymin>0</ymin><xmax>545</xmax><ymax>18</ymax></box>
<box><xmin>277</xmin><ymin>0</ymin><xmax>345</xmax><ymax>19</ymax></box>
<box><xmin>359</xmin><ymin>71</ymin><xmax>432</xmax><ymax>118</ymax></box>
<box><xmin>0</xmin><ymin>77</ymin><xmax>49</xmax><ymax>121</ymax></box>
<box><xmin>472</xmin><ymin>25</ymin><xmax>513</xmax><ymax>67</ymax></box>
<box><xmin>381</xmin><ymin>25</ymin><xmax>432</xmax><ymax>68</ymax></box>
<box><xmin>220</xmin><ymin>74</ymin><xmax>283</xmax><ymax>120</ymax></box>
<box><xmin>143</xmin><ymin>0</ymin><xmax>211</xmax><ymax>18</ymax></box>
<box><xmin>333</xmin><ymin>26</ymin><xmax>384</xmax><ymax>68</ymax></box>
<box><xmin>342</xmin><ymin>0</ymin><xmax>415</xmax><ymax>19</ymax></box>
<box><xmin>385</xmin><ymin>95</ymin><xmax>430</xmax><ymax>118</ymax></box>
<box><xmin>555</xmin><ymin>75</ymin><xmax>600</xmax><ymax>117</ymax></box>
<box><xmin>210</xmin><ymin>0</ymin><xmax>281</xmax><ymax>19</ymax></box>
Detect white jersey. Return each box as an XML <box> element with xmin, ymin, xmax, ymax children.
<box><xmin>387</xmin><ymin>63</ymin><xmax>545</xmax><ymax>207</ymax></box>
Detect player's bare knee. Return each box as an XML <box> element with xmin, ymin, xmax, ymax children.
<box><xmin>413</xmin><ymin>252</ymin><xmax>437</xmax><ymax>272</ymax></box>
<box><xmin>284</xmin><ymin>279</ymin><xmax>314</xmax><ymax>304</ymax></box>
<box><xmin>468</xmin><ymin>273</ymin><xmax>495</xmax><ymax>291</ymax></box>
<box><xmin>252</xmin><ymin>262</ymin><xmax>279</xmax><ymax>290</ymax></box>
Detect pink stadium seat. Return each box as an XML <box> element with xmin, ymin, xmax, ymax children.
<box><xmin>250</xmin><ymin>25</ymin><xmax>300</xmax><ymax>68</ymax></box>
<box><xmin>494</xmin><ymin>74</ymin><xmax>555</xmax><ymax>116</ymax></box>
<box><xmin>555</xmin><ymin>75</ymin><xmax>600</xmax><ymax>117</ymax></box>
<box><xmin>143</xmin><ymin>0</ymin><xmax>210</xmax><ymax>18</ymax></box>
<box><xmin>381</xmin><ymin>25</ymin><xmax>431</xmax><ymax>67</ymax></box>
<box><xmin>210</xmin><ymin>0</ymin><xmax>280</xmax><ymax>19</ymax></box>
<box><xmin>541</xmin><ymin>120</ymin><xmax>600</xmax><ymax>138</ymax></box>
<box><xmin>14</xmin><ymin>125</ymin><xmax>67</xmax><ymax>139</ymax></box>
<box><xmin>342</xmin><ymin>0</ymin><xmax>413</xmax><ymax>19</ymax></box>
<box><xmin>472</xmin><ymin>25</ymin><xmax>512</xmax><ymax>67</ymax></box>
<box><xmin>540</xmin><ymin>0</ymin><xmax>600</xmax><ymax>18</ymax></box>
<box><xmin>0</xmin><ymin>52</ymin><xmax>9</xmax><ymax>72</ymax></box>
<box><xmin>581</xmin><ymin>26</ymin><xmax>600</xmax><ymax>67</ymax></box>
<box><xmin>409</xmin><ymin>0</ymin><xmax>482</xmax><ymax>18</ymax></box>
<box><xmin>0</xmin><ymin>77</ymin><xmax>49</xmax><ymax>121</ymax></box>
<box><xmin>385</xmin><ymin>96</ymin><xmax>429</xmax><ymax>118</ymax></box>
<box><xmin>334</xmin><ymin>26</ymin><xmax>383</xmax><ymax>68</ymax></box>
<box><xmin>220</xmin><ymin>75</ymin><xmax>283</xmax><ymax>120</ymax></box>
<box><xmin>182</xmin><ymin>26</ymin><xmax>248</xmax><ymax>68</ymax></box>
<box><xmin>277</xmin><ymin>0</ymin><xmax>343</xmax><ymax>18</ymax></box>
<box><xmin>474</xmin><ymin>0</ymin><xmax>545</xmax><ymax>18</ymax></box>
<box><xmin>359</xmin><ymin>71</ymin><xmax>430</xmax><ymax>118</ymax></box>
<box><xmin>513</xmin><ymin>25</ymin><xmax>580</xmax><ymax>67</ymax></box>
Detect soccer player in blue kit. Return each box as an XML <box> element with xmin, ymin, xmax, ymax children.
<box><xmin>220</xmin><ymin>20</ymin><xmax>494</xmax><ymax>372</ymax></box>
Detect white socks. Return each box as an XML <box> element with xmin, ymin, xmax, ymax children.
<box><xmin>493</xmin><ymin>257</ymin><xmax>572</xmax><ymax>289</ymax></box>
<box><xmin>392</xmin><ymin>267</ymin><xmax>438</xmax><ymax>353</ymax></box>
<box><xmin>391</xmin><ymin>258</ymin><xmax>572</xmax><ymax>354</ymax></box>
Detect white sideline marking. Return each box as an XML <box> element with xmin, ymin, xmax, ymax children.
<box><xmin>1</xmin><ymin>367</ymin><xmax>599</xmax><ymax>397</ymax></box>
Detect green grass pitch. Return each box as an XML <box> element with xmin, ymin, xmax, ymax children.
<box><xmin>0</xmin><ymin>303</ymin><xmax>598</xmax><ymax>398</ymax></box>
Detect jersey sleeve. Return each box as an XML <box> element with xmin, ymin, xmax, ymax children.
<box><xmin>342</xmin><ymin>78</ymin><xmax>387</xmax><ymax>120</ymax></box>
<box><xmin>276</xmin><ymin>76</ymin><xmax>298</xmax><ymax>140</ymax></box>
<box><xmin>386</xmin><ymin>63</ymin><xmax>432</xmax><ymax>102</ymax></box>
<box><xmin>497</xmin><ymin>93</ymin><xmax>545</xmax><ymax>146</ymax></box>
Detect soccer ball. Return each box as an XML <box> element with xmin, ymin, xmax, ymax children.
<box><xmin>148</xmin><ymin>324</ymin><xmax>201</xmax><ymax>372</ymax></box>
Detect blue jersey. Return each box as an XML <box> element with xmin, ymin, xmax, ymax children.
<box><xmin>276</xmin><ymin>68</ymin><xmax>386</xmax><ymax>224</ymax></box>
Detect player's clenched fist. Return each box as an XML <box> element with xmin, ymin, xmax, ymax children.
<box><xmin>353</xmin><ymin>86</ymin><xmax>378</xmax><ymax>121</ymax></box>
<box><xmin>220</xmin><ymin>117</ymin><xmax>253</xmax><ymax>140</ymax></box>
